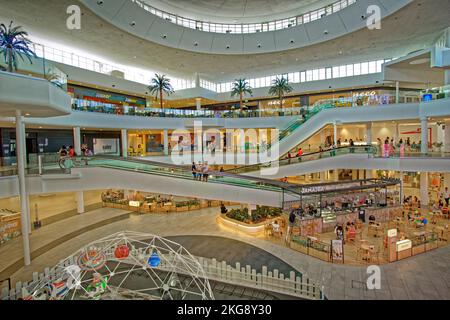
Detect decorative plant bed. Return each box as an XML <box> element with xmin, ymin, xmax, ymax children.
<box><xmin>218</xmin><ymin>206</ymin><xmax>283</xmax><ymax>234</ymax></box>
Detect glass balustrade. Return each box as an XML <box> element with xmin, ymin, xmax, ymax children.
<box><xmin>228</xmin><ymin>146</ymin><xmax>376</xmax><ymax>174</ymax></box>
<box><xmin>1</xmin><ymin>55</ymin><xmax>68</xmax><ymax>91</ymax></box>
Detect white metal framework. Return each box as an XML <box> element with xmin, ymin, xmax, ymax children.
<box><xmin>133</xmin><ymin>0</ymin><xmax>357</xmax><ymax>34</ymax></box>
<box><xmin>21</xmin><ymin>231</ymin><xmax>214</xmax><ymax>300</ymax></box>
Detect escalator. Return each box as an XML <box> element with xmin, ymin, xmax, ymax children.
<box><xmin>227</xmin><ymin>146</ymin><xmax>376</xmax><ymax>175</ymax></box>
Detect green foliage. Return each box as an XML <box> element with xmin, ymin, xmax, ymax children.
<box><xmin>0</xmin><ymin>21</ymin><xmax>36</xmax><ymax>72</ymax></box>
<box><xmin>268</xmin><ymin>77</ymin><xmax>293</xmax><ymax>108</ymax></box>
<box><xmin>226</xmin><ymin>206</ymin><xmax>282</xmax><ymax>224</ymax></box>
<box><xmin>176</xmin><ymin>199</ymin><xmax>200</xmax><ymax>208</ymax></box>
<box><xmin>148</xmin><ymin>73</ymin><xmax>175</xmax><ymax>109</ymax></box>
<box><xmin>226</xmin><ymin>207</ymin><xmax>250</xmax><ymax>222</ymax></box>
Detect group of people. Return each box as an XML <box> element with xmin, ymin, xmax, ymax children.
<box><xmin>377</xmin><ymin>136</ymin><xmax>422</xmax><ymax>158</ymax></box>
<box><xmin>191</xmin><ymin>161</ymin><xmax>210</xmax><ymax>182</ymax></box>
<box><xmin>58</xmin><ymin>144</ymin><xmax>93</xmax><ymax>169</ymax></box>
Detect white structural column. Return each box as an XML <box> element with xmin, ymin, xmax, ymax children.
<box><xmin>333</xmin><ymin>122</ymin><xmax>338</xmax><ymax>146</ymax></box>
<box><xmin>334</xmin><ymin>169</ymin><xmax>339</xmax><ymax>182</ymax></box>
<box><xmin>394</xmin><ymin>123</ymin><xmax>400</xmax><ymax>143</ymax></box>
<box><xmin>366</xmin><ymin>123</ymin><xmax>372</xmax><ymax>145</ymax></box>
<box><xmin>444</xmin><ymin>120</ymin><xmax>450</xmax><ymax>153</ymax></box>
<box><xmin>420</xmin><ymin>172</ymin><xmax>429</xmax><ymax>208</ymax></box>
<box><xmin>196</xmin><ymin>98</ymin><xmax>202</xmax><ymax>111</ymax></box>
<box><xmin>399</xmin><ymin>171</ymin><xmax>404</xmax><ymax>203</ymax></box>
<box><xmin>420</xmin><ymin>117</ymin><xmax>428</xmax><ymax>154</ymax></box>
<box><xmin>163</xmin><ymin>129</ymin><xmax>169</xmax><ymax>156</ymax></box>
<box><xmin>73</xmin><ymin>127</ymin><xmax>81</xmax><ymax>156</ymax></box>
<box><xmin>121</xmin><ymin>129</ymin><xmax>128</xmax><ymax>158</ymax></box>
<box><xmin>15</xmin><ymin>111</ymin><xmax>31</xmax><ymax>266</ymax></box>
<box><xmin>76</xmin><ymin>191</ymin><xmax>85</xmax><ymax>214</ymax></box>
<box><xmin>395</xmin><ymin>81</ymin><xmax>400</xmax><ymax>104</ymax></box>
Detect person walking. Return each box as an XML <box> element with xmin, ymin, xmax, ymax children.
<box><xmin>444</xmin><ymin>187</ymin><xmax>449</xmax><ymax>207</ymax></box>
<box><xmin>399</xmin><ymin>139</ymin><xmax>405</xmax><ymax>158</ymax></box>
<box><xmin>389</xmin><ymin>139</ymin><xmax>395</xmax><ymax>157</ymax></box>
<box><xmin>191</xmin><ymin>162</ymin><xmax>197</xmax><ymax>180</ymax></box>
<box><xmin>297</xmin><ymin>148</ymin><xmax>303</xmax><ymax>162</ymax></box>
<box><xmin>202</xmin><ymin>161</ymin><xmax>210</xmax><ymax>182</ymax></box>
<box><xmin>383</xmin><ymin>139</ymin><xmax>390</xmax><ymax>158</ymax></box>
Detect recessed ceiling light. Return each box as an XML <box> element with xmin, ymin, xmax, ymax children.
<box><xmin>25</xmin><ymin>113</ymin><xmax>30</xmax><ymax>116</ymax></box>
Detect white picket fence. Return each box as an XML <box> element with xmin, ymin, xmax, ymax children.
<box><xmin>1</xmin><ymin>248</ymin><xmax>324</xmax><ymax>300</ymax></box>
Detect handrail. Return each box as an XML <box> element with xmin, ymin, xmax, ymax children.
<box><xmin>227</xmin><ymin>145</ymin><xmax>376</xmax><ymax>174</ymax></box>
<box><xmin>131</xmin><ymin>0</ymin><xmax>357</xmax><ymax>34</ymax></box>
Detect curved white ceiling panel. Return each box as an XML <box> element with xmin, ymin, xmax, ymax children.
<box><xmin>80</xmin><ymin>0</ymin><xmax>413</xmax><ymax>55</ymax></box>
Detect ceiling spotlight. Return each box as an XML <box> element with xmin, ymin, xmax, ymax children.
<box><xmin>361</xmin><ymin>15</ymin><xmax>367</xmax><ymax>20</ymax></box>
<box><xmin>130</xmin><ymin>21</ymin><xmax>136</xmax><ymax>27</ymax></box>
<box><xmin>161</xmin><ymin>34</ymin><xmax>167</xmax><ymax>39</ymax></box>
<box><xmin>257</xmin><ymin>43</ymin><xmax>261</xmax><ymax>48</ymax></box>
<box><xmin>97</xmin><ymin>0</ymin><xmax>103</xmax><ymax>5</ymax></box>
<box><xmin>226</xmin><ymin>45</ymin><xmax>230</xmax><ymax>49</ymax></box>
<box><xmin>290</xmin><ymin>39</ymin><xmax>295</xmax><ymax>44</ymax></box>
<box><xmin>194</xmin><ymin>42</ymin><xmax>199</xmax><ymax>47</ymax></box>
<box><xmin>323</xmin><ymin>30</ymin><xmax>329</xmax><ymax>35</ymax></box>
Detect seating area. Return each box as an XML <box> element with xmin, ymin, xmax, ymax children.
<box><xmin>269</xmin><ymin>204</ymin><xmax>450</xmax><ymax>266</ymax></box>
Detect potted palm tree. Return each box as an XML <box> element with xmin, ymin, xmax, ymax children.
<box><xmin>148</xmin><ymin>73</ymin><xmax>175</xmax><ymax>110</ymax></box>
<box><xmin>231</xmin><ymin>79</ymin><xmax>252</xmax><ymax>111</ymax></box>
<box><xmin>0</xmin><ymin>21</ymin><xmax>36</xmax><ymax>72</ymax></box>
<box><xmin>268</xmin><ymin>76</ymin><xmax>293</xmax><ymax>115</ymax></box>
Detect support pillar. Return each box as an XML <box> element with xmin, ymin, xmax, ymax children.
<box><xmin>445</xmin><ymin>70</ymin><xmax>450</xmax><ymax>86</ymax></box>
<box><xmin>121</xmin><ymin>129</ymin><xmax>128</xmax><ymax>158</ymax></box>
<box><xmin>444</xmin><ymin>120</ymin><xmax>450</xmax><ymax>153</ymax></box>
<box><xmin>76</xmin><ymin>191</ymin><xmax>85</xmax><ymax>214</ymax></box>
<box><xmin>394</xmin><ymin>123</ymin><xmax>400</xmax><ymax>144</ymax></box>
<box><xmin>366</xmin><ymin>170</ymin><xmax>373</xmax><ymax>179</ymax></box>
<box><xmin>163</xmin><ymin>129</ymin><xmax>169</xmax><ymax>156</ymax></box>
<box><xmin>334</xmin><ymin>170</ymin><xmax>339</xmax><ymax>182</ymax></box>
<box><xmin>420</xmin><ymin>172</ymin><xmax>429</xmax><ymax>208</ymax></box>
<box><xmin>366</xmin><ymin>123</ymin><xmax>372</xmax><ymax>145</ymax></box>
<box><xmin>395</xmin><ymin>81</ymin><xmax>400</xmax><ymax>104</ymax></box>
<box><xmin>73</xmin><ymin>127</ymin><xmax>81</xmax><ymax>156</ymax></box>
<box><xmin>196</xmin><ymin>98</ymin><xmax>202</xmax><ymax>111</ymax></box>
<box><xmin>420</xmin><ymin>117</ymin><xmax>428</xmax><ymax>154</ymax></box>
<box><xmin>399</xmin><ymin>171</ymin><xmax>404</xmax><ymax>204</ymax></box>
<box><xmin>333</xmin><ymin>122</ymin><xmax>338</xmax><ymax>146</ymax></box>
<box><xmin>15</xmin><ymin>111</ymin><xmax>31</xmax><ymax>266</ymax></box>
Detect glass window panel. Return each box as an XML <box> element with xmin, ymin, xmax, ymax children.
<box><xmin>319</xmin><ymin>68</ymin><xmax>326</xmax><ymax>80</ymax></box>
<box><xmin>368</xmin><ymin>61</ymin><xmax>377</xmax><ymax>73</ymax></box>
<box><xmin>326</xmin><ymin>68</ymin><xmax>332</xmax><ymax>79</ymax></box>
<box><xmin>306</xmin><ymin>70</ymin><xmax>313</xmax><ymax>81</ymax></box>
<box><xmin>346</xmin><ymin>64</ymin><xmax>354</xmax><ymax>77</ymax></box>
<box><xmin>312</xmin><ymin>69</ymin><xmax>319</xmax><ymax>81</ymax></box>
<box><xmin>361</xmin><ymin>62</ymin><xmax>369</xmax><ymax>74</ymax></box>
<box><xmin>353</xmin><ymin>63</ymin><xmax>361</xmax><ymax>76</ymax></box>
<box><xmin>332</xmin><ymin>66</ymin><xmax>339</xmax><ymax>78</ymax></box>
<box><xmin>300</xmin><ymin>72</ymin><xmax>306</xmax><ymax>82</ymax></box>
<box><xmin>376</xmin><ymin>60</ymin><xmax>384</xmax><ymax>72</ymax></box>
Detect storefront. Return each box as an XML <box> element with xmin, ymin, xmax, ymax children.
<box><xmin>69</xmin><ymin>85</ymin><xmax>147</xmax><ymax>115</ymax></box>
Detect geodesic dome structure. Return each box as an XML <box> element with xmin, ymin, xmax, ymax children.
<box><xmin>22</xmin><ymin>231</ymin><xmax>214</xmax><ymax>300</ymax></box>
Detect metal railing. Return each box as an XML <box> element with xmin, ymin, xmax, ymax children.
<box><xmin>131</xmin><ymin>0</ymin><xmax>356</xmax><ymax>34</ymax></box>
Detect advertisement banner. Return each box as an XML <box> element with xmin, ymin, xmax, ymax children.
<box><xmin>331</xmin><ymin>239</ymin><xmax>344</xmax><ymax>262</ymax></box>
<box><xmin>93</xmin><ymin>138</ymin><xmax>119</xmax><ymax>155</ymax></box>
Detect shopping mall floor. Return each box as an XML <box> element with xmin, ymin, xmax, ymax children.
<box><xmin>1</xmin><ymin>205</ymin><xmax>449</xmax><ymax>300</ymax></box>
